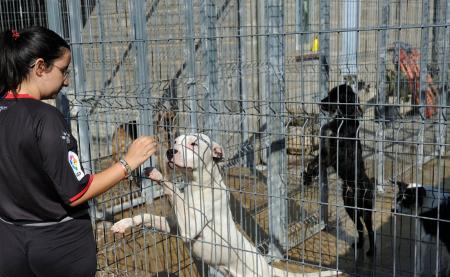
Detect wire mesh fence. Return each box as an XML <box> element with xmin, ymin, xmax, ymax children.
<box><xmin>2</xmin><ymin>0</ymin><xmax>450</xmax><ymax>276</ymax></box>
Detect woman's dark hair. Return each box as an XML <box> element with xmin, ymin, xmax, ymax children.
<box><xmin>0</xmin><ymin>26</ymin><xmax>70</xmax><ymax>97</ymax></box>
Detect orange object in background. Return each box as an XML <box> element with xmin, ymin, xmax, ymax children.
<box><xmin>395</xmin><ymin>44</ymin><xmax>437</xmax><ymax>118</ymax></box>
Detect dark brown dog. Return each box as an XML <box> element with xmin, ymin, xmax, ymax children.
<box><xmin>111</xmin><ymin>120</ymin><xmax>137</xmax><ymax>164</ymax></box>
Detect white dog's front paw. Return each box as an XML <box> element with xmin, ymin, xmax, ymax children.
<box><xmin>111</xmin><ymin>218</ymin><xmax>134</xmax><ymax>233</ymax></box>
<box><xmin>144</xmin><ymin>167</ymin><xmax>163</xmax><ymax>182</ymax></box>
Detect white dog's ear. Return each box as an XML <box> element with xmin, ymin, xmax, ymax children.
<box><xmin>212</xmin><ymin>142</ymin><xmax>224</xmax><ymax>160</ymax></box>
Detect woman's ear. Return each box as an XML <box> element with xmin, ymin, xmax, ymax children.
<box><xmin>32</xmin><ymin>58</ymin><xmax>46</xmax><ymax>77</ymax></box>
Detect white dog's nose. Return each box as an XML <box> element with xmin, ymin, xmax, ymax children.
<box><xmin>166</xmin><ymin>149</ymin><xmax>177</xmax><ymax>161</ymax></box>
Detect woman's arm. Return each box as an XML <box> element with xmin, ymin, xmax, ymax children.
<box><xmin>70</xmin><ymin>136</ymin><xmax>157</xmax><ymax>206</ymax></box>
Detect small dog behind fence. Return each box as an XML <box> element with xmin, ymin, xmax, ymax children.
<box><xmin>392</xmin><ymin>180</ymin><xmax>450</xmax><ymax>276</ymax></box>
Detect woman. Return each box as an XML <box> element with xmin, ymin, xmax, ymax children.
<box><xmin>0</xmin><ymin>26</ymin><xmax>157</xmax><ymax>276</ymax></box>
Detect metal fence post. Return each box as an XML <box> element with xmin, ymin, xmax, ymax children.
<box><xmin>340</xmin><ymin>0</ymin><xmax>359</xmax><ymax>79</ymax></box>
<box><xmin>130</xmin><ymin>0</ymin><xmax>155</xmax><ymax>202</ymax></box>
<box><xmin>375</xmin><ymin>0</ymin><xmax>389</xmax><ymax>193</ymax></box>
<box><xmin>46</xmin><ymin>0</ymin><xmax>70</xmax><ymax>127</ymax></box>
<box><xmin>265</xmin><ymin>0</ymin><xmax>287</xmax><ymax>257</ymax></box>
<box><xmin>67</xmin><ymin>0</ymin><xmax>99</xmax><ymax>221</ymax></box>
<box><xmin>238</xmin><ymin>0</ymin><xmax>252</xmax><ymax>168</ymax></box>
<box><xmin>434</xmin><ymin>0</ymin><xmax>450</xmax><ymax>195</ymax></box>
<box><xmin>319</xmin><ymin>0</ymin><xmax>330</xmax><ymax>225</ymax></box>
<box><xmin>184</xmin><ymin>0</ymin><xmax>198</xmax><ymax>132</ymax></box>
<box><xmin>432</xmin><ymin>0</ymin><xmax>449</xmax><ymax>160</ymax></box>
<box><xmin>417</xmin><ymin>0</ymin><xmax>430</xmax><ymax>178</ymax></box>
<box><xmin>295</xmin><ymin>0</ymin><xmax>309</xmax><ymax>50</ymax></box>
<box><xmin>258</xmin><ymin>0</ymin><xmax>268</xmax><ymax>166</ymax></box>
<box><xmin>97</xmin><ymin>0</ymin><xmax>107</xmax><ymax>113</ymax></box>
<box><xmin>68</xmin><ymin>0</ymin><xmax>91</xmax><ymax>174</ymax></box>
<box><xmin>46</xmin><ymin>0</ymin><xmax>63</xmax><ymax>40</ymax></box>
<box><xmin>200</xmin><ymin>0</ymin><xmax>218</xmax><ymax>138</ymax></box>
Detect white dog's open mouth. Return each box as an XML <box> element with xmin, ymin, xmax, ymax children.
<box><xmin>167</xmin><ymin>161</ymin><xmax>194</xmax><ymax>171</ymax></box>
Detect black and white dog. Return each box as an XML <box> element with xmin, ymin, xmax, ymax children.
<box><xmin>304</xmin><ymin>84</ymin><xmax>375</xmax><ymax>256</ymax></box>
<box><xmin>392</xmin><ymin>180</ymin><xmax>450</xmax><ymax>276</ymax></box>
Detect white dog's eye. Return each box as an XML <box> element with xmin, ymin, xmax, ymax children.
<box><xmin>191</xmin><ymin>142</ymin><xmax>197</xmax><ymax>146</ymax></box>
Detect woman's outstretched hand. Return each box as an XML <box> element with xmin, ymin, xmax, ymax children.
<box><xmin>124</xmin><ymin>136</ymin><xmax>158</xmax><ymax>170</ymax></box>
<box><xmin>70</xmin><ymin>135</ymin><xmax>159</xmax><ymax>207</ymax></box>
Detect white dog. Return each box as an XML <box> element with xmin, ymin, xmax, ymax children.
<box><xmin>112</xmin><ymin>133</ymin><xmax>339</xmax><ymax>277</ymax></box>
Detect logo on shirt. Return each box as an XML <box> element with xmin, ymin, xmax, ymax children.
<box><xmin>68</xmin><ymin>151</ymin><xmax>85</xmax><ymax>181</ymax></box>
<box><xmin>0</xmin><ymin>106</ymin><xmax>7</xmax><ymax>112</ymax></box>
<box><xmin>61</xmin><ymin>132</ymin><xmax>71</xmax><ymax>144</ymax></box>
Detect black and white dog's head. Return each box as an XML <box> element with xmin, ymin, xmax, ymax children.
<box><xmin>391</xmin><ymin>180</ymin><xmax>450</xmax><ymax>260</ymax></box>
<box><xmin>320</xmin><ymin>84</ymin><xmax>362</xmax><ymax>118</ymax></box>
<box><xmin>391</xmin><ymin>180</ymin><xmax>450</xmax><ymax>213</ymax></box>
<box><xmin>392</xmin><ymin>181</ymin><xmax>427</xmax><ymax>214</ymax></box>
